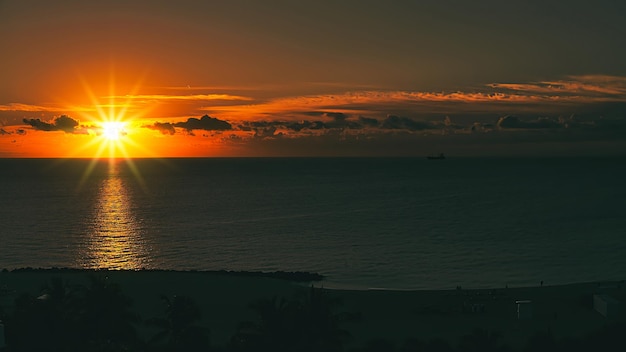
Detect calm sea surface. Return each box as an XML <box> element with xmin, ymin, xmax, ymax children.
<box><xmin>1</xmin><ymin>157</ymin><xmax>625</xmax><ymax>290</ymax></box>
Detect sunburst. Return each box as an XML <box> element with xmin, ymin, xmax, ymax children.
<box><xmin>71</xmin><ymin>71</ymin><xmax>157</xmax><ymax>190</ymax></box>
<box><xmin>101</xmin><ymin>121</ymin><xmax>126</xmax><ymax>141</ymax></box>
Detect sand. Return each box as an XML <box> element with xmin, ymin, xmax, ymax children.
<box><xmin>1</xmin><ymin>270</ymin><xmax>625</xmax><ymax>349</ymax></box>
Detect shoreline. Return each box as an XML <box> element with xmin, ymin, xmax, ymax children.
<box><xmin>3</xmin><ymin>267</ymin><xmax>325</xmax><ymax>282</ymax></box>
<box><xmin>1</xmin><ymin>269</ymin><xmax>625</xmax><ymax>349</ymax></box>
<box><xmin>7</xmin><ymin>266</ymin><xmax>623</xmax><ymax>292</ymax></box>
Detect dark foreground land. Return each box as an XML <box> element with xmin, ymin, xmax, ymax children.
<box><xmin>1</xmin><ymin>269</ymin><xmax>625</xmax><ymax>351</ymax></box>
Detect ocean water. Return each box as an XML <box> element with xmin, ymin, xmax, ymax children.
<box><xmin>1</xmin><ymin>157</ymin><xmax>625</xmax><ymax>290</ymax></box>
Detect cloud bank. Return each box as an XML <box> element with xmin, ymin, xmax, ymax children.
<box><xmin>144</xmin><ymin>114</ymin><xmax>232</xmax><ymax>135</ymax></box>
<box><xmin>23</xmin><ymin>115</ymin><xmax>80</xmax><ymax>133</ymax></box>
<box><xmin>5</xmin><ymin>75</ymin><xmax>626</xmax><ymax>157</ymax></box>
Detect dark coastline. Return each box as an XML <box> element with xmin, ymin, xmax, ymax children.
<box><xmin>5</xmin><ymin>267</ymin><xmax>324</xmax><ymax>282</ymax></box>
<box><xmin>2</xmin><ymin>268</ymin><xmax>626</xmax><ymax>351</ymax></box>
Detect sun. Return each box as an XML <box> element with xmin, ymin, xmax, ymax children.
<box><xmin>69</xmin><ymin>71</ymin><xmax>156</xmax><ymax>192</ymax></box>
<box><xmin>71</xmin><ymin>70</ymin><xmax>155</xmax><ymax>160</ymax></box>
<box><xmin>101</xmin><ymin>121</ymin><xmax>126</xmax><ymax>141</ymax></box>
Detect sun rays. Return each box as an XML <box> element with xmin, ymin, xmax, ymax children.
<box><xmin>101</xmin><ymin>121</ymin><xmax>126</xmax><ymax>141</ymax></box>
<box><xmin>70</xmin><ymin>71</ymin><xmax>158</xmax><ymax>191</ymax></box>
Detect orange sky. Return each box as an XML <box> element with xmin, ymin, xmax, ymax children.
<box><xmin>2</xmin><ymin>1</ymin><xmax>626</xmax><ymax>157</ymax></box>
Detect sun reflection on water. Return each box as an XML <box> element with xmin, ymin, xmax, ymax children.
<box><xmin>81</xmin><ymin>161</ymin><xmax>151</xmax><ymax>269</ymax></box>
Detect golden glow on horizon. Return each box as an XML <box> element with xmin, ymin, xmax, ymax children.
<box><xmin>70</xmin><ymin>72</ymin><xmax>156</xmax><ymax>192</ymax></box>
<box><xmin>72</xmin><ymin>70</ymin><xmax>157</xmax><ymax>160</ymax></box>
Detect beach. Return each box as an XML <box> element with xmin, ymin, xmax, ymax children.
<box><xmin>1</xmin><ymin>269</ymin><xmax>624</xmax><ymax>350</ymax></box>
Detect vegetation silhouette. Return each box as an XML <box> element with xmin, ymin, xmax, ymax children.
<box><xmin>230</xmin><ymin>286</ymin><xmax>357</xmax><ymax>352</ymax></box>
<box><xmin>4</xmin><ymin>275</ymin><xmax>141</xmax><ymax>351</ymax></box>
<box><xmin>351</xmin><ymin>337</ymin><xmax>456</xmax><ymax>352</ymax></box>
<box><xmin>146</xmin><ymin>294</ymin><xmax>210</xmax><ymax>351</ymax></box>
<box><xmin>78</xmin><ymin>275</ymin><xmax>140</xmax><ymax>351</ymax></box>
<box><xmin>2</xmin><ymin>274</ymin><xmax>626</xmax><ymax>351</ymax></box>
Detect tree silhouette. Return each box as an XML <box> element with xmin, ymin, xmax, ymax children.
<box><xmin>231</xmin><ymin>286</ymin><xmax>356</xmax><ymax>352</ymax></box>
<box><xmin>418</xmin><ymin>338</ymin><xmax>455</xmax><ymax>352</ymax></box>
<box><xmin>146</xmin><ymin>294</ymin><xmax>209</xmax><ymax>352</ymax></box>
<box><xmin>76</xmin><ymin>275</ymin><xmax>140</xmax><ymax>351</ymax></box>
<box><xmin>4</xmin><ymin>277</ymin><xmax>85</xmax><ymax>351</ymax></box>
<box><xmin>296</xmin><ymin>286</ymin><xmax>353</xmax><ymax>352</ymax></box>
<box><xmin>231</xmin><ymin>296</ymin><xmax>296</xmax><ymax>352</ymax></box>
<box><xmin>4</xmin><ymin>275</ymin><xmax>141</xmax><ymax>352</ymax></box>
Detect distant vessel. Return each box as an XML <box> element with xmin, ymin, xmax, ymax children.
<box><xmin>427</xmin><ymin>153</ymin><xmax>445</xmax><ymax>160</ymax></box>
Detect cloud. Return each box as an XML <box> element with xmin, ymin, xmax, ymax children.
<box><xmin>488</xmin><ymin>75</ymin><xmax>626</xmax><ymax>98</ymax></box>
<box><xmin>175</xmin><ymin>115</ymin><xmax>232</xmax><ymax>131</ymax></box>
<box><xmin>496</xmin><ymin>116</ymin><xmax>562</xmax><ymax>129</ymax></box>
<box><xmin>145</xmin><ymin>122</ymin><xmax>176</xmax><ymax>135</ymax></box>
<box><xmin>232</xmin><ymin>112</ymin><xmax>460</xmax><ymax>140</ymax></box>
<box><xmin>381</xmin><ymin>115</ymin><xmax>436</xmax><ymax>131</ymax></box>
<box><xmin>22</xmin><ymin>115</ymin><xmax>79</xmax><ymax>133</ymax></box>
<box><xmin>54</xmin><ymin>115</ymin><xmax>81</xmax><ymax>132</ymax></box>
<box><xmin>0</xmin><ymin>103</ymin><xmax>65</xmax><ymax>112</ymax></box>
<box><xmin>107</xmin><ymin>94</ymin><xmax>252</xmax><ymax>102</ymax></box>
<box><xmin>197</xmin><ymin>75</ymin><xmax>626</xmax><ymax>125</ymax></box>
<box><xmin>0</xmin><ymin>127</ymin><xmax>27</xmax><ymax>135</ymax></box>
<box><xmin>324</xmin><ymin>112</ymin><xmax>347</xmax><ymax>121</ymax></box>
<box><xmin>144</xmin><ymin>115</ymin><xmax>232</xmax><ymax>134</ymax></box>
<box><xmin>358</xmin><ymin>116</ymin><xmax>379</xmax><ymax>127</ymax></box>
<box><xmin>237</xmin><ymin>112</ymin><xmax>365</xmax><ymax>136</ymax></box>
<box><xmin>254</xmin><ymin>126</ymin><xmax>280</xmax><ymax>138</ymax></box>
<box><xmin>204</xmin><ymin>89</ymin><xmax>566</xmax><ymax>122</ymax></box>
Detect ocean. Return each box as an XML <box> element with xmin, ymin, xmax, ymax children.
<box><xmin>1</xmin><ymin>157</ymin><xmax>625</xmax><ymax>290</ymax></box>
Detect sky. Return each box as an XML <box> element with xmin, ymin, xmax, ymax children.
<box><xmin>2</xmin><ymin>0</ymin><xmax>626</xmax><ymax>157</ymax></box>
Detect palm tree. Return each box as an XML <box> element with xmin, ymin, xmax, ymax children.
<box><xmin>4</xmin><ymin>277</ymin><xmax>85</xmax><ymax>351</ymax></box>
<box><xmin>76</xmin><ymin>275</ymin><xmax>140</xmax><ymax>351</ymax></box>
<box><xmin>146</xmin><ymin>294</ymin><xmax>209</xmax><ymax>352</ymax></box>
<box><xmin>231</xmin><ymin>296</ymin><xmax>296</xmax><ymax>352</ymax></box>
<box><xmin>297</xmin><ymin>286</ymin><xmax>353</xmax><ymax>352</ymax></box>
<box><xmin>231</xmin><ymin>286</ymin><xmax>356</xmax><ymax>352</ymax></box>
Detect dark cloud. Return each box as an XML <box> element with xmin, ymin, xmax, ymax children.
<box><xmin>589</xmin><ymin>116</ymin><xmax>626</xmax><ymax>132</ymax></box>
<box><xmin>254</xmin><ymin>126</ymin><xmax>280</xmax><ymax>138</ymax></box>
<box><xmin>471</xmin><ymin>122</ymin><xmax>493</xmax><ymax>133</ymax></box>
<box><xmin>245</xmin><ymin>121</ymin><xmax>274</xmax><ymax>128</ymax></box>
<box><xmin>23</xmin><ymin>118</ymin><xmax>55</xmax><ymax>131</ymax></box>
<box><xmin>307</xmin><ymin>121</ymin><xmax>327</xmax><ymax>130</ymax></box>
<box><xmin>284</xmin><ymin>121</ymin><xmax>310</xmax><ymax>132</ymax></box>
<box><xmin>324</xmin><ymin>112</ymin><xmax>347</xmax><ymax>121</ymax></box>
<box><xmin>326</xmin><ymin>117</ymin><xmax>362</xmax><ymax>130</ymax></box>
<box><xmin>381</xmin><ymin>115</ymin><xmax>436</xmax><ymax>131</ymax></box>
<box><xmin>496</xmin><ymin>116</ymin><xmax>562</xmax><ymax>129</ymax></box>
<box><xmin>238</xmin><ymin>113</ymin><xmax>371</xmax><ymax>135</ymax></box>
<box><xmin>145</xmin><ymin>122</ymin><xmax>176</xmax><ymax>135</ymax></box>
<box><xmin>54</xmin><ymin>115</ymin><xmax>80</xmax><ymax>132</ymax></box>
<box><xmin>0</xmin><ymin>128</ymin><xmax>9</xmax><ymax>135</ymax></box>
<box><xmin>22</xmin><ymin>115</ymin><xmax>79</xmax><ymax>133</ymax></box>
<box><xmin>175</xmin><ymin>114</ymin><xmax>232</xmax><ymax>131</ymax></box>
<box><xmin>237</xmin><ymin>114</ymin><xmax>445</xmax><ymax>136</ymax></box>
<box><xmin>144</xmin><ymin>115</ymin><xmax>232</xmax><ymax>134</ymax></box>
<box><xmin>358</xmin><ymin>116</ymin><xmax>379</xmax><ymax>127</ymax></box>
<box><xmin>239</xmin><ymin>120</ymin><xmax>311</xmax><ymax>134</ymax></box>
